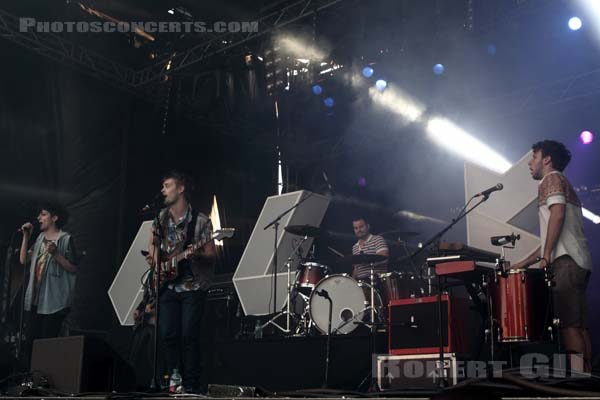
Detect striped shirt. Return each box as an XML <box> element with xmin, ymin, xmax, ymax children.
<box><xmin>352</xmin><ymin>234</ymin><xmax>389</xmax><ymax>280</ymax></box>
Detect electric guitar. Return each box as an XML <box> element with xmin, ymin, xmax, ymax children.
<box><xmin>153</xmin><ymin>228</ymin><xmax>235</xmax><ymax>289</ymax></box>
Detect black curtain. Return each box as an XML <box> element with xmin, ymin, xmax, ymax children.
<box><xmin>0</xmin><ymin>42</ymin><xmax>132</xmax><ymax>330</ymax></box>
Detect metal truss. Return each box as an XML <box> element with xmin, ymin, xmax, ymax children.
<box><xmin>132</xmin><ymin>0</ymin><xmax>345</xmax><ymax>87</ymax></box>
<box><xmin>0</xmin><ymin>8</ymin><xmax>136</xmax><ymax>90</ymax></box>
<box><xmin>0</xmin><ymin>0</ymin><xmax>346</xmax><ymax>97</ymax></box>
<box><xmin>468</xmin><ymin>66</ymin><xmax>600</xmax><ymax>117</ymax></box>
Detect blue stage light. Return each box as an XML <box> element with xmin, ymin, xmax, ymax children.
<box><xmin>569</xmin><ymin>17</ymin><xmax>582</xmax><ymax>31</ymax></box>
<box><xmin>375</xmin><ymin>79</ymin><xmax>387</xmax><ymax>91</ymax></box>
<box><xmin>362</xmin><ymin>66</ymin><xmax>374</xmax><ymax>78</ymax></box>
<box><xmin>433</xmin><ymin>63</ymin><xmax>445</xmax><ymax>75</ymax></box>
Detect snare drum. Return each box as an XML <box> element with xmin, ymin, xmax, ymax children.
<box><xmin>296</xmin><ymin>262</ymin><xmax>329</xmax><ymax>294</ymax></box>
<box><xmin>309</xmin><ymin>274</ymin><xmax>382</xmax><ymax>335</ymax></box>
<box><xmin>492</xmin><ymin>269</ymin><xmax>547</xmax><ymax>342</ymax></box>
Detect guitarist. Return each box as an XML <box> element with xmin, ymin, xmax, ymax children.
<box><xmin>146</xmin><ymin>170</ymin><xmax>216</xmax><ymax>394</ymax></box>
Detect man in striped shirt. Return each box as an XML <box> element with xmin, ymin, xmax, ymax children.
<box><xmin>351</xmin><ymin>216</ymin><xmax>389</xmax><ymax>280</ymax></box>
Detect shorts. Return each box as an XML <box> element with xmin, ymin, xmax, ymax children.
<box><xmin>552</xmin><ymin>255</ymin><xmax>591</xmax><ymax>328</ymax></box>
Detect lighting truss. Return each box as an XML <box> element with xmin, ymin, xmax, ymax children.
<box><xmin>0</xmin><ymin>8</ymin><xmax>136</xmax><ymax>90</ymax></box>
<box><xmin>468</xmin><ymin>66</ymin><xmax>600</xmax><ymax>117</ymax></box>
<box><xmin>133</xmin><ymin>0</ymin><xmax>345</xmax><ymax>87</ymax></box>
<box><xmin>0</xmin><ymin>0</ymin><xmax>346</xmax><ymax>91</ymax></box>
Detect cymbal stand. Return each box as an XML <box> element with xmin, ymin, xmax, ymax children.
<box><xmin>352</xmin><ymin>264</ymin><xmax>383</xmax><ymax>392</ymax></box>
<box><xmin>262</xmin><ymin>235</ymin><xmax>309</xmax><ymax>335</ymax></box>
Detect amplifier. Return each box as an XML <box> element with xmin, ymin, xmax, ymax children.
<box><xmin>388</xmin><ymin>294</ymin><xmax>467</xmax><ymax>355</ymax></box>
<box><xmin>205</xmin><ymin>275</ymin><xmax>241</xmax><ymax>339</ymax></box>
<box><xmin>207</xmin><ymin>274</ymin><xmax>237</xmax><ymax>301</ymax></box>
<box><xmin>375</xmin><ymin>353</ymin><xmax>460</xmax><ymax>390</ymax></box>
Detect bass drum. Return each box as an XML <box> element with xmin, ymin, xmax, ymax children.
<box><xmin>309</xmin><ymin>274</ymin><xmax>382</xmax><ymax>335</ymax></box>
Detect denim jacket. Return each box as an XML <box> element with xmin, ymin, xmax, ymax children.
<box><xmin>24</xmin><ymin>231</ymin><xmax>78</xmax><ymax>314</ymax></box>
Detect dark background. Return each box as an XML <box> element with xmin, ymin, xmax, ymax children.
<box><xmin>1</xmin><ymin>0</ymin><xmax>599</xmax><ymax>362</ymax></box>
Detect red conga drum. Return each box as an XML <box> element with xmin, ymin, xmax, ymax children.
<box><xmin>492</xmin><ymin>269</ymin><xmax>547</xmax><ymax>342</ymax></box>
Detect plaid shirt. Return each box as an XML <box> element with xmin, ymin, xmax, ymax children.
<box><xmin>154</xmin><ymin>207</ymin><xmax>214</xmax><ymax>291</ymax></box>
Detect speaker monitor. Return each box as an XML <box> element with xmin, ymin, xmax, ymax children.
<box><xmin>30</xmin><ymin>335</ymin><xmax>134</xmax><ymax>394</ymax></box>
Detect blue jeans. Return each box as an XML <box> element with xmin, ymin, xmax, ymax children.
<box><xmin>158</xmin><ymin>288</ymin><xmax>206</xmax><ymax>391</ymax></box>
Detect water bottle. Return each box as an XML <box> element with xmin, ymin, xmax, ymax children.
<box><xmin>254</xmin><ymin>320</ymin><xmax>263</xmax><ymax>339</ymax></box>
<box><xmin>169</xmin><ymin>369</ymin><xmax>182</xmax><ymax>394</ymax></box>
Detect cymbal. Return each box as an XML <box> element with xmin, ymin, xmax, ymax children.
<box><xmin>380</xmin><ymin>230</ymin><xmax>420</xmax><ymax>240</ymax></box>
<box><xmin>284</xmin><ymin>224</ymin><xmax>321</xmax><ymax>237</ymax></box>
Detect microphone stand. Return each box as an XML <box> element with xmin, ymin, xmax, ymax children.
<box><xmin>406</xmin><ymin>194</ymin><xmax>492</xmax><ymax>388</ymax></box>
<box><xmin>149</xmin><ymin>211</ymin><xmax>164</xmax><ymax>392</ymax></box>
<box><xmin>263</xmin><ymin>191</ymin><xmax>315</xmax><ymax>317</ymax></box>
<box><xmin>314</xmin><ymin>289</ymin><xmax>333</xmax><ymax>388</ymax></box>
<box><xmin>1</xmin><ymin>232</ymin><xmax>22</xmax><ymax>362</ymax></box>
<box><xmin>11</xmin><ymin>229</ymin><xmax>33</xmax><ymax>367</ymax></box>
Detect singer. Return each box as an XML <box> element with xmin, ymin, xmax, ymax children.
<box><xmin>146</xmin><ymin>170</ymin><xmax>216</xmax><ymax>394</ymax></box>
<box><xmin>510</xmin><ymin>140</ymin><xmax>593</xmax><ymax>372</ymax></box>
<box><xmin>18</xmin><ymin>203</ymin><xmax>78</xmax><ymax>364</ymax></box>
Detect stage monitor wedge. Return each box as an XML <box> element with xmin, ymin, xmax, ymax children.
<box><xmin>233</xmin><ymin>190</ymin><xmax>330</xmax><ymax>316</ymax></box>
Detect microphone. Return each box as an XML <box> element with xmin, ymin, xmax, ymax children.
<box><xmin>140</xmin><ymin>193</ymin><xmax>163</xmax><ymax>214</ymax></box>
<box><xmin>491</xmin><ymin>233</ymin><xmax>521</xmax><ymax>246</ymax></box>
<box><xmin>474</xmin><ymin>183</ymin><xmax>503</xmax><ymax>198</ymax></box>
<box><xmin>322</xmin><ymin>171</ymin><xmax>334</xmax><ymax>194</ymax></box>
<box><xmin>18</xmin><ymin>223</ymin><xmax>33</xmax><ymax>233</ymax></box>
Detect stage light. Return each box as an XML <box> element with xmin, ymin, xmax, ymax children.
<box><xmin>277</xmin><ymin>149</ymin><xmax>283</xmax><ymax>195</ymax></box>
<box><xmin>375</xmin><ymin>79</ymin><xmax>387</xmax><ymax>91</ymax></box>
<box><xmin>433</xmin><ymin>64</ymin><xmax>445</xmax><ymax>75</ymax></box>
<box><xmin>368</xmin><ymin>86</ymin><xmax>425</xmax><ymax>124</ymax></box>
<box><xmin>312</xmin><ymin>84</ymin><xmax>323</xmax><ymax>95</ymax></box>
<box><xmin>426</xmin><ymin>117</ymin><xmax>512</xmax><ymax>174</ymax></box>
<box><xmin>580</xmin><ymin>130</ymin><xmax>594</xmax><ymax>144</ymax></box>
<box><xmin>574</xmin><ymin>0</ymin><xmax>600</xmax><ymax>50</ymax></box>
<box><xmin>277</xmin><ymin>35</ymin><xmax>326</xmax><ymax>60</ymax></box>
<box><xmin>569</xmin><ymin>16</ymin><xmax>583</xmax><ymax>30</ymax></box>
<box><xmin>362</xmin><ymin>66</ymin><xmax>374</xmax><ymax>78</ymax></box>
<box><xmin>394</xmin><ymin>210</ymin><xmax>445</xmax><ymax>224</ymax></box>
<box><xmin>209</xmin><ymin>195</ymin><xmax>224</xmax><ymax>246</ymax></box>
<box><xmin>168</xmin><ymin>8</ymin><xmax>175</xmax><ymax>14</ymax></box>
<box><xmin>357</xmin><ymin>177</ymin><xmax>367</xmax><ymax>187</ymax></box>
<box><xmin>324</xmin><ymin>97</ymin><xmax>334</xmax><ymax>107</ymax></box>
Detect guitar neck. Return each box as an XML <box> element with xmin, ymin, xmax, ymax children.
<box><xmin>172</xmin><ymin>235</ymin><xmax>213</xmax><ymax>264</ymax></box>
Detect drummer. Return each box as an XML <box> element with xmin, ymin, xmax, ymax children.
<box><xmin>351</xmin><ymin>216</ymin><xmax>389</xmax><ymax>280</ymax></box>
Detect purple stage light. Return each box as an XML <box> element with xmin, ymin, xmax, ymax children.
<box><xmin>580</xmin><ymin>130</ymin><xmax>593</xmax><ymax>144</ymax></box>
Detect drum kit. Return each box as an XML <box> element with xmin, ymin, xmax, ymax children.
<box><xmin>280</xmin><ymin>224</ymin><xmax>427</xmax><ymax>336</ymax></box>
<box><xmin>270</xmin><ymin>223</ymin><xmax>554</xmax><ymax>350</ymax></box>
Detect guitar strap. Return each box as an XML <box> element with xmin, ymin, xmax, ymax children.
<box><xmin>184</xmin><ymin>208</ymin><xmax>199</xmax><ymax>247</ymax></box>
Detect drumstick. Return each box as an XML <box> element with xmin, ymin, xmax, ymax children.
<box><xmin>327</xmin><ymin>246</ymin><xmax>344</xmax><ymax>257</ymax></box>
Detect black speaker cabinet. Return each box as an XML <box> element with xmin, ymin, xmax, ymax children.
<box><xmin>30</xmin><ymin>335</ymin><xmax>134</xmax><ymax>394</ymax></box>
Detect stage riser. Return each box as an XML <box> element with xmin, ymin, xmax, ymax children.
<box><xmin>207</xmin><ymin>333</ymin><xmax>387</xmax><ymax>391</ymax></box>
